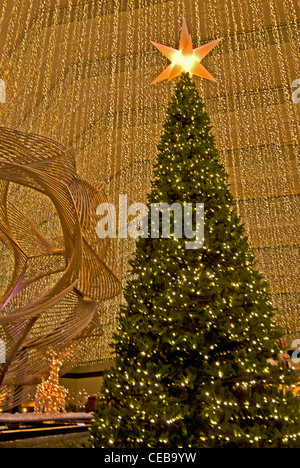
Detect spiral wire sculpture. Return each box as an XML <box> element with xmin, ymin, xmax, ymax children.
<box><xmin>0</xmin><ymin>127</ymin><xmax>121</xmax><ymax>411</ymax></box>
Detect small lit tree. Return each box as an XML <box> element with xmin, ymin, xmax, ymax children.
<box><xmin>90</xmin><ymin>73</ymin><xmax>300</xmax><ymax>448</ymax></box>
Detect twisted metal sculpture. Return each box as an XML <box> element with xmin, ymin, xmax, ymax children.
<box><xmin>0</xmin><ymin>127</ymin><xmax>121</xmax><ymax>411</ymax></box>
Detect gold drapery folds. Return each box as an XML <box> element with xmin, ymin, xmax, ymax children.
<box><xmin>0</xmin><ymin>127</ymin><xmax>121</xmax><ymax>411</ymax></box>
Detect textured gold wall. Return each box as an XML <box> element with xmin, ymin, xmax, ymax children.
<box><xmin>0</xmin><ymin>0</ymin><xmax>299</xmax><ymax>366</ymax></box>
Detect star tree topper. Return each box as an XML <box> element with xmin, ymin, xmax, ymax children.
<box><xmin>151</xmin><ymin>18</ymin><xmax>222</xmax><ymax>84</ymax></box>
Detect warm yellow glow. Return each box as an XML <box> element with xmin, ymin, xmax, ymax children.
<box><xmin>172</xmin><ymin>50</ymin><xmax>199</xmax><ymax>74</ymax></box>
<box><xmin>151</xmin><ymin>18</ymin><xmax>222</xmax><ymax>84</ymax></box>
<box><xmin>0</xmin><ymin>0</ymin><xmax>299</xmax><ymax>408</ymax></box>
<box><xmin>34</xmin><ymin>349</ymin><xmax>67</xmax><ymax>415</ymax></box>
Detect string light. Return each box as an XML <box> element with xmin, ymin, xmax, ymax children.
<box><xmin>34</xmin><ymin>349</ymin><xmax>67</xmax><ymax>415</ymax></box>
<box><xmin>0</xmin><ymin>0</ymin><xmax>298</xmax><ymax>427</ymax></box>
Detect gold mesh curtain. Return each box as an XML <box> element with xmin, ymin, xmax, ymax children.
<box><xmin>0</xmin><ymin>0</ymin><xmax>299</xmax><ymax>366</ymax></box>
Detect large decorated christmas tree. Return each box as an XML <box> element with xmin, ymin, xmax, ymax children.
<box><xmin>90</xmin><ymin>22</ymin><xmax>300</xmax><ymax>449</ymax></box>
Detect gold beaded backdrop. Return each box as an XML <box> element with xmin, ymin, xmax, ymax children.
<box><xmin>0</xmin><ymin>0</ymin><xmax>299</xmax><ymax>370</ymax></box>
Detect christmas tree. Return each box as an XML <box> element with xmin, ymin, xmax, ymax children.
<box><xmin>90</xmin><ymin>73</ymin><xmax>300</xmax><ymax>448</ymax></box>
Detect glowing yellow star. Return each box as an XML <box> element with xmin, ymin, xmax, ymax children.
<box><xmin>151</xmin><ymin>18</ymin><xmax>222</xmax><ymax>84</ymax></box>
